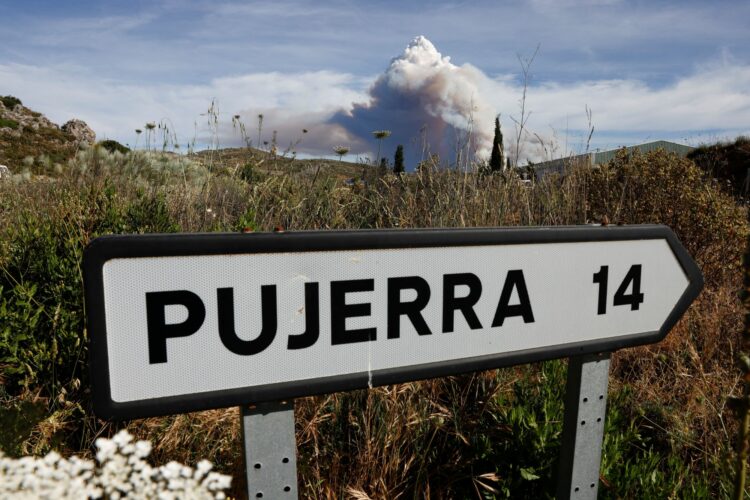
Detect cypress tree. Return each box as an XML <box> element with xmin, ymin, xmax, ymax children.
<box><xmin>489</xmin><ymin>116</ymin><xmax>504</xmax><ymax>172</ymax></box>
<box><xmin>394</xmin><ymin>144</ymin><xmax>405</xmax><ymax>174</ymax></box>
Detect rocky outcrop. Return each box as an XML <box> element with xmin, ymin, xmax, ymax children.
<box><xmin>62</xmin><ymin>119</ymin><xmax>96</xmax><ymax>146</ymax></box>
<box><xmin>0</xmin><ymin>97</ymin><xmax>83</xmax><ymax>169</ymax></box>
<box><xmin>0</xmin><ymin>164</ymin><xmax>10</xmax><ymax>179</ymax></box>
<box><xmin>0</xmin><ymin>98</ymin><xmax>95</xmax><ymax>143</ymax></box>
<box><xmin>0</xmin><ymin>101</ymin><xmax>59</xmax><ymax>139</ymax></box>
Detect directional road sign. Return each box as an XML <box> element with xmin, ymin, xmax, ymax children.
<box><xmin>83</xmin><ymin>225</ymin><xmax>702</xmax><ymax>420</ymax></box>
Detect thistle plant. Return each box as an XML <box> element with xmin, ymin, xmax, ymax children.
<box><xmin>144</xmin><ymin>122</ymin><xmax>156</xmax><ymax>151</ymax></box>
<box><xmin>232</xmin><ymin>114</ymin><xmax>251</xmax><ymax>148</ymax></box>
<box><xmin>372</xmin><ymin>130</ymin><xmax>391</xmax><ymax>166</ymax></box>
<box><xmin>281</xmin><ymin>128</ymin><xmax>308</xmax><ymax>159</ymax></box>
<box><xmin>157</xmin><ymin>119</ymin><xmax>178</xmax><ymax>152</ymax></box>
<box><xmin>333</xmin><ymin>146</ymin><xmax>350</xmax><ymax>162</ymax></box>
<box><xmin>205</xmin><ymin>99</ymin><xmax>220</xmax><ymax>155</ymax></box>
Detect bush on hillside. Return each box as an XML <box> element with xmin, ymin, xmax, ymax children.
<box><xmin>688</xmin><ymin>136</ymin><xmax>750</xmax><ymax>199</ymax></box>
<box><xmin>0</xmin><ymin>96</ymin><xmax>22</xmax><ymax>109</ymax></box>
<box><xmin>97</xmin><ymin>139</ymin><xmax>130</xmax><ymax>155</ymax></box>
<box><xmin>585</xmin><ymin>148</ymin><xmax>746</xmax><ymax>285</ymax></box>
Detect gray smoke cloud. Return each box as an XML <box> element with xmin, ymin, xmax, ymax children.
<box><xmin>327</xmin><ymin>36</ymin><xmax>496</xmax><ymax>168</ymax></box>
<box><xmin>215</xmin><ymin>36</ymin><xmax>502</xmax><ymax>166</ymax></box>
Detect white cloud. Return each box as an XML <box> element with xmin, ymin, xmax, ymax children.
<box><xmin>492</xmin><ymin>58</ymin><xmax>750</xmax><ymax>158</ymax></box>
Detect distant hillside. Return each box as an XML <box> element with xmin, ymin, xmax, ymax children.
<box><xmin>6</xmin><ymin>95</ymin><xmax>746</xmax><ymax>193</ymax></box>
<box><xmin>193</xmin><ymin>146</ymin><xmax>366</xmax><ymax>181</ymax></box>
<box><xmin>0</xmin><ymin>95</ymin><xmax>371</xmax><ymax>180</ymax></box>
<box><xmin>0</xmin><ymin>95</ymin><xmax>96</xmax><ymax>173</ymax></box>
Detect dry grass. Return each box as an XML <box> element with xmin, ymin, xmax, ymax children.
<box><xmin>0</xmin><ymin>146</ymin><xmax>746</xmax><ymax>497</ymax></box>
<box><xmin>611</xmin><ymin>285</ymin><xmax>743</xmax><ymax>472</ymax></box>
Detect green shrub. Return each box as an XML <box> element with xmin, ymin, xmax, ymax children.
<box><xmin>0</xmin><ymin>96</ymin><xmax>22</xmax><ymax>109</ymax></box>
<box><xmin>0</xmin><ymin>203</ymin><xmax>87</xmax><ymax>397</ymax></box>
<box><xmin>600</xmin><ymin>385</ymin><xmax>729</xmax><ymax>498</ymax></box>
<box><xmin>124</xmin><ymin>190</ymin><xmax>180</xmax><ymax>234</ymax></box>
<box><xmin>0</xmin><ymin>117</ymin><xmax>19</xmax><ymax>130</ymax></box>
<box><xmin>0</xmin><ymin>400</ymin><xmax>47</xmax><ymax>456</ymax></box>
<box><xmin>475</xmin><ymin>361</ymin><xmax>567</xmax><ymax>497</ymax></box>
<box><xmin>97</xmin><ymin>139</ymin><xmax>130</xmax><ymax>155</ymax></box>
<box><xmin>0</xmin><ymin>183</ymin><xmax>179</xmax><ymax>399</ymax></box>
<box><xmin>688</xmin><ymin>136</ymin><xmax>750</xmax><ymax>199</ymax></box>
<box><xmin>239</xmin><ymin>162</ymin><xmax>257</xmax><ymax>183</ymax></box>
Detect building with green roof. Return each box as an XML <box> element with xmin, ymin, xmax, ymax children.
<box><xmin>530</xmin><ymin>140</ymin><xmax>694</xmax><ymax>179</ymax></box>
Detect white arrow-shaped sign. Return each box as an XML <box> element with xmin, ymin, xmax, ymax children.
<box><xmin>84</xmin><ymin>225</ymin><xmax>702</xmax><ymax>420</ymax></box>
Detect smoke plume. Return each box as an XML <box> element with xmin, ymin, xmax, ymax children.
<box><xmin>328</xmin><ymin>36</ymin><xmax>496</xmax><ymax>169</ymax></box>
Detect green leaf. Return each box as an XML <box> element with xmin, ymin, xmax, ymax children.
<box><xmin>519</xmin><ymin>467</ymin><xmax>540</xmax><ymax>481</ymax></box>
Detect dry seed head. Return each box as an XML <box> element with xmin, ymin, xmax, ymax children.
<box><xmin>372</xmin><ymin>130</ymin><xmax>392</xmax><ymax>139</ymax></box>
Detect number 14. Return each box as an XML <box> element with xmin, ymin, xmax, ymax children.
<box><xmin>592</xmin><ymin>265</ymin><xmax>644</xmax><ymax>315</ymax></box>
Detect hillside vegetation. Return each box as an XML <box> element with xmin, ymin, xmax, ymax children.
<box><xmin>0</xmin><ymin>96</ymin><xmax>81</xmax><ymax>171</ymax></box>
<box><xmin>0</xmin><ymin>100</ymin><xmax>748</xmax><ymax>498</ymax></box>
<box><xmin>688</xmin><ymin>136</ymin><xmax>750</xmax><ymax>200</ymax></box>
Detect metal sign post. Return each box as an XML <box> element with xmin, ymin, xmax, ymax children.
<box><xmin>241</xmin><ymin>400</ymin><xmax>298</xmax><ymax>499</ymax></box>
<box><xmin>557</xmin><ymin>353</ymin><xmax>611</xmax><ymax>499</ymax></box>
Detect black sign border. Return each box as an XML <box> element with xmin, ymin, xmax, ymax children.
<box><xmin>83</xmin><ymin>225</ymin><xmax>703</xmax><ymax>420</ymax></box>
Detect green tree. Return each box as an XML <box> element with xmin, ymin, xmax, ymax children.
<box><xmin>489</xmin><ymin>115</ymin><xmax>505</xmax><ymax>172</ymax></box>
<box><xmin>393</xmin><ymin>144</ymin><xmax>405</xmax><ymax>174</ymax></box>
<box><xmin>1</xmin><ymin>95</ymin><xmax>22</xmax><ymax>108</ymax></box>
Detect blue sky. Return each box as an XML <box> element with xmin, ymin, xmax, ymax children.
<box><xmin>1</xmin><ymin>0</ymin><xmax>749</xmax><ymax>163</ymax></box>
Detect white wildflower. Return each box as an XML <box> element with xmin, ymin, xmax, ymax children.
<box><xmin>195</xmin><ymin>459</ymin><xmax>213</xmax><ymax>479</ymax></box>
<box><xmin>161</xmin><ymin>461</ymin><xmax>183</xmax><ymax>480</ymax></box>
<box><xmin>43</xmin><ymin>451</ymin><xmax>61</xmax><ymax>466</ymax></box>
<box><xmin>135</xmin><ymin>439</ymin><xmax>152</xmax><ymax>458</ymax></box>
<box><xmin>112</xmin><ymin>429</ymin><xmax>133</xmax><ymax>448</ymax></box>
<box><xmin>95</xmin><ymin>437</ymin><xmax>117</xmax><ymax>462</ymax></box>
<box><xmin>180</xmin><ymin>464</ymin><xmax>193</xmax><ymax>478</ymax></box>
<box><xmin>0</xmin><ymin>432</ymin><xmax>231</xmax><ymax>499</ymax></box>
